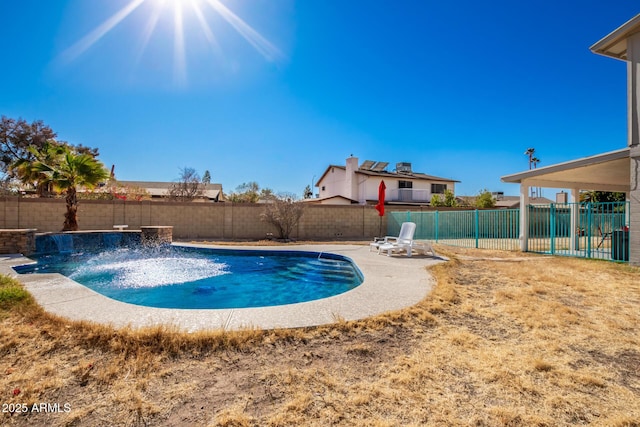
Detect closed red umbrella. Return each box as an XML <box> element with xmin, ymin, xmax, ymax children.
<box><xmin>375</xmin><ymin>180</ymin><xmax>386</xmax><ymax>216</ymax></box>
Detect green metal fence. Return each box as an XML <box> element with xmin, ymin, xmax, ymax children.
<box><xmin>387</xmin><ymin>201</ymin><xmax>630</xmax><ymax>262</ymax></box>
<box><xmin>527</xmin><ymin>202</ymin><xmax>629</xmax><ymax>261</ymax></box>
<box><xmin>388</xmin><ymin>209</ymin><xmax>520</xmax><ymax>251</ymax></box>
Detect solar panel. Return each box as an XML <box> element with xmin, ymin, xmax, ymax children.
<box><xmin>371</xmin><ymin>161</ymin><xmax>389</xmax><ymax>172</ymax></box>
<box><xmin>359</xmin><ymin>160</ymin><xmax>376</xmax><ymax>170</ymax></box>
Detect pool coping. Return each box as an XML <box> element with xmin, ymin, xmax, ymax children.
<box><xmin>0</xmin><ymin>243</ymin><xmax>444</xmax><ymax>332</ymax></box>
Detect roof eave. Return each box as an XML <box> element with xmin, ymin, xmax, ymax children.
<box><xmin>590</xmin><ymin>13</ymin><xmax>640</xmax><ymax>61</ymax></box>
<box><xmin>501</xmin><ymin>148</ymin><xmax>630</xmax><ymax>184</ymax></box>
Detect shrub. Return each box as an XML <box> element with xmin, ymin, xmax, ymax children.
<box><xmin>260</xmin><ymin>195</ymin><xmax>305</xmax><ymax>240</ymax></box>
<box><xmin>0</xmin><ymin>275</ymin><xmax>32</xmax><ymax>310</ymax></box>
<box><xmin>431</xmin><ymin>189</ymin><xmax>458</xmax><ymax>207</ymax></box>
<box><xmin>443</xmin><ymin>189</ymin><xmax>458</xmax><ymax>207</ymax></box>
<box><xmin>475</xmin><ymin>189</ymin><xmax>496</xmax><ymax>208</ymax></box>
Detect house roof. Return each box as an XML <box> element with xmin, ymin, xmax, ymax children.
<box><xmin>315</xmin><ymin>165</ymin><xmax>346</xmax><ymax>186</ymax></box>
<box><xmin>117</xmin><ymin>180</ymin><xmax>222</xmax><ymax>199</ymax></box>
<box><xmin>590</xmin><ymin>13</ymin><xmax>640</xmax><ymax>61</ymax></box>
<box><xmin>494</xmin><ymin>196</ymin><xmax>554</xmax><ymax>208</ymax></box>
<box><xmin>501</xmin><ymin>148</ymin><xmax>630</xmax><ymax>192</ymax></box>
<box><xmin>315</xmin><ymin>164</ymin><xmax>458</xmax><ymax>186</ymax></box>
<box><xmin>301</xmin><ymin>195</ymin><xmax>359</xmax><ymax>204</ymax></box>
<box><xmin>354</xmin><ymin>169</ymin><xmax>459</xmax><ymax>182</ymax></box>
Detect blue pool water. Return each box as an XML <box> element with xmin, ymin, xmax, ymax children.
<box><xmin>14</xmin><ymin>246</ymin><xmax>363</xmax><ymax>309</ymax></box>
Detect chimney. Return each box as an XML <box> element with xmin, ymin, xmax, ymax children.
<box><xmin>345</xmin><ymin>156</ymin><xmax>358</xmax><ymax>201</ymax></box>
<box><xmin>556</xmin><ymin>191</ymin><xmax>568</xmax><ymax>203</ymax></box>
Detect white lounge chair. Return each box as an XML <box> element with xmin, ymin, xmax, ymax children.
<box><xmin>406</xmin><ymin>240</ymin><xmax>437</xmax><ymax>257</ymax></box>
<box><xmin>370</xmin><ymin>222</ymin><xmax>414</xmax><ymax>252</ymax></box>
<box><xmin>370</xmin><ymin>222</ymin><xmax>436</xmax><ymax>257</ymax></box>
<box><xmin>367</xmin><ymin>222</ymin><xmax>413</xmax><ymax>256</ymax></box>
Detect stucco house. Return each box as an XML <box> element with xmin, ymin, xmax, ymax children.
<box><xmin>312</xmin><ymin>156</ymin><xmax>458</xmax><ymax>205</ymax></box>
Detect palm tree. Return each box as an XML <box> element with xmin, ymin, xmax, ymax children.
<box><xmin>524</xmin><ymin>149</ymin><xmax>542</xmax><ymax>197</ymax></box>
<box><xmin>524</xmin><ymin>148</ymin><xmax>536</xmax><ymax>169</ymax></box>
<box><xmin>531</xmin><ymin>157</ymin><xmax>540</xmax><ymax>169</ymax></box>
<box><xmin>32</xmin><ymin>147</ymin><xmax>109</xmax><ymax>231</ymax></box>
<box><xmin>10</xmin><ymin>141</ymin><xmax>66</xmax><ymax>196</ymax></box>
<box><xmin>579</xmin><ymin>190</ymin><xmax>598</xmax><ymax>204</ymax></box>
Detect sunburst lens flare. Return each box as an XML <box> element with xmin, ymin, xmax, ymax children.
<box><xmin>172</xmin><ymin>1</ymin><xmax>187</xmax><ymax>86</ymax></box>
<box><xmin>191</xmin><ymin>1</ymin><xmax>222</xmax><ymax>54</ymax></box>
<box><xmin>58</xmin><ymin>0</ymin><xmax>284</xmax><ymax>85</ymax></box>
<box><xmin>204</xmin><ymin>0</ymin><xmax>284</xmax><ymax>62</ymax></box>
<box><xmin>134</xmin><ymin>3</ymin><xmax>163</xmax><ymax>66</ymax></box>
<box><xmin>59</xmin><ymin>0</ymin><xmax>146</xmax><ymax>63</ymax></box>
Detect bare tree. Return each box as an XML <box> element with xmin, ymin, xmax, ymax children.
<box><xmin>168</xmin><ymin>167</ymin><xmax>203</xmax><ymax>201</ymax></box>
<box><xmin>260</xmin><ymin>194</ymin><xmax>305</xmax><ymax>241</ymax></box>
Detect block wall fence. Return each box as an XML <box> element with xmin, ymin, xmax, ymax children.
<box><xmin>0</xmin><ymin>197</ymin><xmax>440</xmax><ymax>240</ymax></box>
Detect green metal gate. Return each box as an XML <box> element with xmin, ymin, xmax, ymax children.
<box><xmin>387</xmin><ymin>202</ymin><xmax>630</xmax><ymax>262</ymax></box>
<box><xmin>527</xmin><ymin>202</ymin><xmax>629</xmax><ymax>261</ymax></box>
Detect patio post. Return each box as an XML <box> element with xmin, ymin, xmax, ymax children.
<box><xmin>628</xmin><ymin>32</ymin><xmax>640</xmax><ymax>148</ymax></box>
<box><xmin>550</xmin><ymin>203</ymin><xmax>557</xmax><ymax>254</ymax></box>
<box><xmin>629</xmin><ymin>32</ymin><xmax>640</xmax><ymax>265</ymax></box>
<box><xmin>570</xmin><ymin>188</ymin><xmax>580</xmax><ymax>251</ymax></box>
<box><xmin>519</xmin><ymin>182</ymin><xmax>530</xmax><ymax>251</ymax></box>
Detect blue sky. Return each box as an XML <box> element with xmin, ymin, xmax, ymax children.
<box><xmin>1</xmin><ymin>1</ymin><xmax>638</xmax><ymax>197</ymax></box>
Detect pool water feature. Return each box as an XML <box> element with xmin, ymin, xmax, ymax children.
<box><xmin>35</xmin><ymin>232</ymin><xmax>141</xmax><ymax>255</ymax></box>
<box><xmin>13</xmin><ymin>246</ymin><xmax>363</xmax><ymax>309</ymax></box>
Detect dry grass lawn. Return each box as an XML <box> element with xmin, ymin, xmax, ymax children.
<box><xmin>1</xmin><ymin>245</ymin><xmax>639</xmax><ymax>426</ymax></box>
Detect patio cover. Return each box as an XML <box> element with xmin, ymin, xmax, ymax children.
<box><xmin>503</xmin><ymin>13</ymin><xmax>640</xmax><ymax>265</ymax></box>
<box><xmin>501</xmin><ymin>148</ymin><xmax>630</xmax><ymax>192</ymax></box>
<box><xmin>590</xmin><ymin>14</ymin><xmax>640</xmax><ymax>61</ymax></box>
<box><xmin>501</xmin><ymin>148</ymin><xmax>631</xmax><ymax>256</ymax></box>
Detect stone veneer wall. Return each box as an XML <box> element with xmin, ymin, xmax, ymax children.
<box><xmin>141</xmin><ymin>226</ymin><xmax>173</xmax><ymax>245</ymax></box>
<box><xmin>0</xmin><ymin>197</ymin><xmax>403</xmax><ymax>240</ymax></box>
<box><xmin>0</xmin><ymin>229</ymin><xmax>36</xmax><ymax>254</ymax></box>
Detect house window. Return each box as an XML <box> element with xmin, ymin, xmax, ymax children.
<box><xmin>321</xmin><ymin>186</ymin><xmax>326</xmax><ymax>191</ymax></box>
<box><xmin>398</xmin><ymin>180</ymin><xmax>413</xmax><ymax>189</ymax></box>
<box><xmin>431</xmin><ymin>183</ymin><xmax>447</xmax><ymax>194</ymax></box>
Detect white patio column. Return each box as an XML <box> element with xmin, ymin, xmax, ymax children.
<box><xmin>629</xmin><ymin>32</ymin><xmax>640</xmax><ymax>265</ymax></box>
<box><xmin>630</xmin><ymin>150</ymin><xmax>640</xmax><ymax>266</ymax></box>
<box><xmin>570</xmin><ymin>188</ymin><xmax>580</xmax><ymax>251</ymax></box>
<box><xmin>519</xmin><ymin>182</ymin><xmax>530</xmax><ymax>251</ymax></box>
<box><xmin>628</xmin><ymin>32</ymin><xmax>640</xmax><ymax>147</ymax></box>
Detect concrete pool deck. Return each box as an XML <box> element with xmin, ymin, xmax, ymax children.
<box><xmin>0</xmin><ymin>243</ymin><xmax>444</xmax><ymax>331</ymax></box>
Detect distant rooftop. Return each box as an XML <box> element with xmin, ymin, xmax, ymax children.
<box><xmin>117</xmin><ymin>180</ymin><xmax>222</xmax><ymax>200</ymax></box>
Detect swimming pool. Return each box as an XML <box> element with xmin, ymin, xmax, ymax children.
<box><xmin>13</xmin><ymin>245</ymin><xmax>364</xmax><ymax>309</ymax></box>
